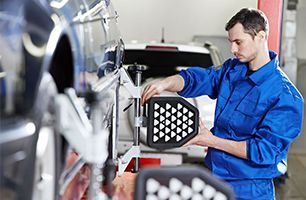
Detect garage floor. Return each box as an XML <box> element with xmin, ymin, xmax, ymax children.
<box><xmin>275</xmin><ymin>153</ymin><xmax>306</xmax><ymax>200</ymax></box>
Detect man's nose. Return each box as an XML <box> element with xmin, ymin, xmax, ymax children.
<box><xmin>231</xmin><ymin>43</ymin><xmax>237</xmax><ymax>54</ymax></box>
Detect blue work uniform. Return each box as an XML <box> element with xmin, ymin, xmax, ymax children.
<box><xmin>178</xmin><ymin>51</ymin><xmax>304</xmax><ymax>199</ymax></box>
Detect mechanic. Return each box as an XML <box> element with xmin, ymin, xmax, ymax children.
<box><xmin>141</xmin><ymin>8</ymin><xmax>304</xmax><ymax>199</ymax></box>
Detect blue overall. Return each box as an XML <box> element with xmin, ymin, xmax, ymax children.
<box><xmin>178</xmin><ymin>51</ymin><xmax>304</xmax><ymax>199</ymax></box>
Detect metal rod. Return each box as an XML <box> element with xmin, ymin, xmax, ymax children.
<box><xmin>133</xmin><ymin>70</ymin><xmax>142</xmax><ymax>172</ymax></box>
<box><xmin>59</xmin><ymin>156</ymin><xmax>86</xmax><ymax>195</ymax></box>
<box><xmin>88</xmin><ymin>101</ymin><xmax>104</xmax><ymax>200</ymax></box>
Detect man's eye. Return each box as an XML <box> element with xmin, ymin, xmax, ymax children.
<box><xmin>236</xmin><ymin>41</ymin><xmax>241</xmax><ymax>45</ymax></box>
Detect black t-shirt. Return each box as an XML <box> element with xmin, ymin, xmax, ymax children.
<box><xmin>246</xmin><ymin>68</ymin><xmax>256</xmax><ymax>76</ymax></box>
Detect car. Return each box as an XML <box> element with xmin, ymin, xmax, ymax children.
<box><xmin>0</xmin><ymin>0</ymin><xmax>123</xmax><ymax>199</ymax></box>
<box><xmin>118</xmin><ymin>42</ymin><xmax>221</xmax><ymax>166</ymax></box>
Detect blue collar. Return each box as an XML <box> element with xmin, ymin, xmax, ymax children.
<box><xmin>247</xmin><ymin>51</ymin><xmax>279</xmax><ymax>85</ymax></box>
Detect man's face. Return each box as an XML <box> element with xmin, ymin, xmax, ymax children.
<box><xmin>228</xmin><ymin>23</ymin><xmax>260</xmax><ymax>63</ymax></box>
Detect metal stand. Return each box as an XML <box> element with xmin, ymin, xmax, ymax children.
<box><xmin>117</xmin><ymin>65</ymin><xmax>146</xmax><ymax>176</ymax></box>
<box><xmin>55</xmin><ymin>88</ymin><xmax>109</xmax><ymax>200</ymax></box>
<box><xmin>55</xmin><ymin>64</ymin><xmax>146</xmax><ymax>199</ymax></box>
<box><xmin>87</xmin><ymin>91</ymin><xmax>106</xmax><ymax>200</ymax></box>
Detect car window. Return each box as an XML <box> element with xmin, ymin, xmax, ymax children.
<box><xmin>123</xmin><ymin>50</ymin><xmax>213</xmax><ymax>80</ymax></box>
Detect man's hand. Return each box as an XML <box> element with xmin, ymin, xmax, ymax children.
<box><xmin>141</xmin><ymin>75</ymin><xmax>185</xmax><ymax>105</ymax></box>
<box><xmin>183</xmin><ymin>120</ymin><xmax>216</xmax><ymax>147</ymax></box>
<box><xmin>141</xmin><ymin>80</ymin><xmax>167</xmax><ymax>105</ymax></box>
<box><xmin>184</xmin><ymin>120</ymin><xmax>247</xmax><ymax>159</ymax></box>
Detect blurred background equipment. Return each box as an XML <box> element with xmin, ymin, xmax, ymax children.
<box><xmin>134</xmin><ymin>166</ymin><xmax>235</xmax><ymax>200</ymax></box>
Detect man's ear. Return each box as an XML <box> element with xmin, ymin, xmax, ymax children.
<box><xmin>258</xmin><ymin>30</ymin><xmax>267</xmax><ymax>40</ymax></box>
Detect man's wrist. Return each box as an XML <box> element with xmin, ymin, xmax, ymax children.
<box><xmin>208</xmin><ymin>134</ymin><xmax>218</xmax><ymax>149</ymax></box>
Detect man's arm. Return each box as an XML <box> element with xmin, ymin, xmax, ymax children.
<box><xmin>212</xmin><ymin>136</ymin><xmax>247</xmax><ymax>159</ymax></box>
<box><xmin>184</xmin><ymin>120</ymin><xmax>247</xmax><ymax>159</ymax></box>
<box><xmin>141</xmin><ymin>75</ymin><xmax>184</xmax><ymax>105</ymax></box>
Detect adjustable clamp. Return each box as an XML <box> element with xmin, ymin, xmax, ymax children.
<box><xmin>118</xmin><ymin>65</ymin><xmax>147</xmax><ymax>176</ymax></box>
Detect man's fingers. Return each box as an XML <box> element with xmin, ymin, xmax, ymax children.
<box><xmin>141</xmin><ymin>80</ymin><xmax>165</xmax><ymax>105</ymax></box>
<box><xmin>183</xmin><ymin>135</ymin><xmax>198</xmax><ymax>147</ymax></box>
<box><xmin>141</xmin><ymin>90</ymin><xmax>152</xmax><ymax>105</ymax></box>
<box><xmin>184</xmin><ymin>120</ymin><xmax>208</xmax><ymax>148</ymax></box>
<box><xmin>142</xmin><ymin>85</ymin><xmax>151</xmax><ymax>96</ymax></box>
<box><xmin>141</xmin><ymin>85</ymin><xmax>153</xmax><ymax>105</ymax></box>
<box><xmin>183</xmin><ymin>140</ymin><xmax>191</xmax><ymax>147</ymax></box>
<box><xmin>141</xmin><ymin>86</ymin><xmax>160</xmax><ymax>105</ymax></box>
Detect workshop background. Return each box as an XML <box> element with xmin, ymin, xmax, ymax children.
<box><xmin>113</xmin><ymin>0</ymin><xmax>306</xmax><ymax>199</ymax></box>
<box><xmin>1</xmin><ymin>0</ymin><xmax>306</xmax><ymax>199</ymax></box>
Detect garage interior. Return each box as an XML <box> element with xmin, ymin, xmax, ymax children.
<box><xmin>1</xmin><ymin>0</ymin><xmax>306</xmax><ymax>199</ymax></box>
<box><xmin>114</xmin><ymin>0</ymin><xmax>306</xmax><ymax>199</ymax></box>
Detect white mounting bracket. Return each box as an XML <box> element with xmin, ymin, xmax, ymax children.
<box><xmin>119</xmin><ymin>67</ymin><xmax>141</xmax><ymax>98</ymax></box>
<box><xmin>117</xmin><ymin>145</ymin><xmax>141</xmax><ymax>176</ymax></box>
<box><xmin>118</xmin><ymin>66</ymin><xmax>144</xmax><ymax>175</ymax></box>
<box><xmin>55</xmin><ymin>89</ymin><xmax>109</xmax><ymax>164</ymax></box>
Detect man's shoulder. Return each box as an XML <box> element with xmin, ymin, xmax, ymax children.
<box><xmin>222</xmin><ymin>57</ymin><xmax>239</xmax><ymax>68</ymax></box>
<box><xmin>270</xmin><ymin>68</ymin><xmax>304</xmax><ymax>102</ymax></box>
<box><xmin>217</xmin><ymin>58</ymin><xmax>241</xmax><ymax>75</ymax></box>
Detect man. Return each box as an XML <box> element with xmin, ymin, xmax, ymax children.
<box><xmin>141</xmin><ymin>8</ymin><xmax>304</xmax><ymax>199</ymax></box>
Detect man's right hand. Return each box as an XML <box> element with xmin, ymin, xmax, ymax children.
<box><xmin>141</xmin><ymin>75</ymin><xmax>185</xmax><ymax>105</ymax></box>
<box><xmin>141</xmin><ymin>80</ymin><xmax>166</xmax><ymax>105</ymax></box>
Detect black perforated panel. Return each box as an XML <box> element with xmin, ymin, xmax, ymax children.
<box><xmin>146</xmin><ymin>97</ymin><xmax>199</xmax><ymax>150</ymax></box>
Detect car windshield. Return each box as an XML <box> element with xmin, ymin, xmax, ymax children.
<box><xmin>123</xmin><ymin>49</ymin><xmax>213</xmax><ymax>80</ymax></box>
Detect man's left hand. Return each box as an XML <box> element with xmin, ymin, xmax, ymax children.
<box><xmin>183</xmin><ymin>119</ymin><xmax>216</xmax><ymax>148</ymax></box>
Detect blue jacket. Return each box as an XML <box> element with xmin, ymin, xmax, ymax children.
<box><xmin>178</xmin><ymin>51</ymin><xmax>304</xmax><ymax>180</ymax></box>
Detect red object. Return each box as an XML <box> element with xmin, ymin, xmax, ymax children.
<box><xmin>145</xmin><ymin>45</ymin><xmax>178</xmax><ymax>51</ymax></box>
<box><xmin>80</xmin><ymin>157</ymin><xmax>160</xmax><ymax>200</ymax></box>
<box><xmin>258</xmin><ymin>0</ymin><xmax>283</xmax><ymax>55</ymax></box>
<box><xmin>125</xmin><ymin>157</ymin><xmax>161</xmax><ymax>171</ymax></box>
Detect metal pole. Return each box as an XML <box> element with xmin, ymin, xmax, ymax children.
<box><xmin>133</xmin><ymin>69</ymin><xmax>142</xmax><ymax>172</ymax></box>
<box><xmin>88</xmin><ymin>100</ymin><xmax>104</xmax><ymax>200</ymax></box>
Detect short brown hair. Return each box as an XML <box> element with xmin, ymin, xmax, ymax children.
<box><xmin>225</xmin><ymin>8</ymin><xmax>269</xmax><ymax>39</ymax></box>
